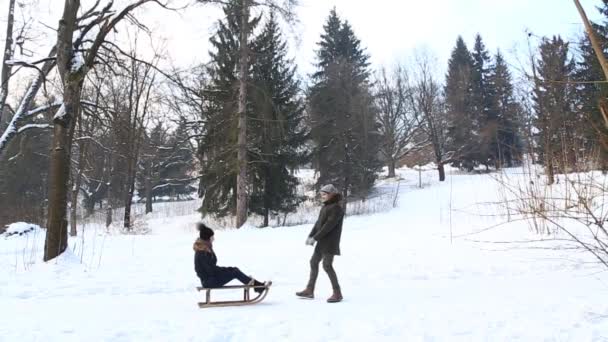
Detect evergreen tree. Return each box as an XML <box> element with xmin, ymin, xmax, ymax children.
<box><xmin>0</xmin><ymin>122</ymin><xmax>50</xmax><ymax>228</ymax></box>
<box><xmin>144</xmin><ymin>119</ymin><xmax>195</xmax><ymax>200</ymax></box>
<box><xmin>471</xmin><ymin>34</ymin><xmax>495</xmax><ymax>167</ymax></box>
<box><xmin>249</xmin><ymin>14</ymin><xmax>308</xmax><ymax>226</ymax></box>
<box><xmin>444</xmin><ymin>36</ymin><xmax>477</xmax><ymax>170</ymax></box>
<box><xmin>489</xmin><ymin>51</ymin><xmax>523</xmax><ymax>167</ymax></box>
<box><xmin>574</xmin><ymin>7</ymin><xmax>608</xmax><ymax>171</ymax></box>
<box><xmin>308</xmin><ymin>8</ymin><xmax>381</xmax><ymax>199</ymax></box>
<box><xmin>534</xmin><ymin>36</ymin><xmax>577</xmax><ymax>182</ymax></box>
<box><xmin>198</xmin><ymin>0</ymin><xmax>260</xmax><ymax>217</ymax></box>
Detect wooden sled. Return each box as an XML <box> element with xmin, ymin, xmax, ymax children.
<box><xmin>197</xmin><ymin>281</ymin><xmax>272</xmax><ymax>308</ymax></box>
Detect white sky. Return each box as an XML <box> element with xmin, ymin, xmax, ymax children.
<box><xmin>0</xmin><ymin>0</ymin><xmax>604</xmax><ymax>84</ymax></box>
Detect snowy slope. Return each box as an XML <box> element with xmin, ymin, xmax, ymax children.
<box><xmin>1</xmin><ymin>168</ymin><xmax>607</xmax><ymax>341</ymax></box>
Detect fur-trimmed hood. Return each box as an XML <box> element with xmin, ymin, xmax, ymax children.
<box><xmin>193</xmin><ymin>238</ymin><xmax>212</xmax><ymax>253</ymax></box>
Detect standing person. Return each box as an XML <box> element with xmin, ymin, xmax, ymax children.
<box><xmin>193</xmin><ymin>223</ymin><xmax>266</xmax><ymax>293</ymax></box>
<box><xmin>296</xmin><ymin>184</ymin><xmax>345</xmax><ymax>303</ymax></box>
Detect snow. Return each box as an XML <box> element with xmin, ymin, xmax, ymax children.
<box><xmin>70</xmin><ymin>52</ymin><xmax>85</xmax><ymax>74</ymax></box>
<box><xmin>3</xmin><ymin>222</ymin><xmax>42</xmax><ymax>237</ymax></box>
<box><xmin>17</xmin><ymin>123</ymin><xmax>52</xmax><ymax>133</ymax></box>
<box><xmin>0</xmin><ymin>121</ymin><xmax>16</xmax><ymax>150</ymax></box>
<box><xmin>25</xmin><ymin>101</ymin><xmax>62</xmax><ymax>119</ymax></box>
<box><xmin>1</xmin><ymin>168</ymin><xmax>608</xmax><ymax>341</ymax></box>
<box><xmin>53</xmin><ymin>104</ymin><xmax>66</xmax><ymax>121</ymax></box>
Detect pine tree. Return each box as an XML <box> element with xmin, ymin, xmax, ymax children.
<box><xmin>249</xmin><ymin>14</ymin><xmax>308</xmax><ymax>227</ymax></box>
<box><xmin>574</xmin><ymin>8</ymin><xmax>608</xmax><ymax>171</ymax></box>
<box><xmin>145</xmin><ymin>118</ymin><xmax>195</xmax><ymax>201</ymax></box>
<box><xmin>471</xmin><ymin>34</ymin><xmax>495</xmax><ymax>167</ymax></box>
<box><xmin>489</xmin><ymin>51</ymin><xmax>522</xmax><ymax>167</ymax></box>
<box><xmin>198</xmin><ymin>0</ymin><xmax>260</xmax><ymax>217</ymax></box>
<box><xmin>534</xmin><ymin>36</ymin><xmax>577</xmax><ymax>182</ymax></box>
<box><xmin>308</xmin><ymin>8</ymin><xmax>381</xmax><ymax>199</ymax></box>
<box><xmin>444</xmin><ymin>36</ymin><xmax>477</xmax><ymax>170</ymax></box>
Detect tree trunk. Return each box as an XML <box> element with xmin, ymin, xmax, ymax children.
<box><xmin>262</xmin><ymin>165</ymin><xmax>271</xmax><ymax>228</ymax></box>
<box><xmin>388</xmin><ymin>159</ymin><xmax>396</xmax><ymax>178</ymax></box>
<box><xmin>105</xmin><ymin>203</ymin><xmax>113</xmax><ymax>228</ymax></box>
<box><xmin>0</xmin><ymin>0</ymin><xmax>15</xmax><ymax>125</ymax></box>
<box><xmin>145</xmin><ymin>159</ymin><xmax>153</xmax><ymax>214</ymax></box>
<box><xmin>123</xmin><ymin>159</ymin><xmax>136</xmax><ymax>230</ymax></box>
<box><xmin>105</xmin><ymin>153</ymin><xmax>114</xmax><ymax>228</ymax></box>
<box><xmin>123</xmin><ymin>181</ymin><xmax>134</xmax><ymax>230</ymax></box>
<box><xmin>45</xmin><ymin>85</ymin><xmax>81</xmax><ymax>261</ymax></box>
<box><xmin>124</xmin><ymin>121</ymin><xmax>145</xmax><ymax>228</ymax></box>
<box><xmin>263</xmin><ymin>208</ymin><xmax>269</xmax><ymax>228</ymax></box>
<box><xmin>70</xmin><ymin>139</ymin><xmax>86</xmax><ymax>236</ymax></box>
<box><xmin>545</xmin><ymin>141</ymin><xmax>555</xmax><ymax>185</ymax></box>
<box><xmin>45</xmin><ymin>124</ymin><xmax>70</xmax><ymax>260</ymax></box>
<box><xmin>236</xmin><ymin>0</ymin><xmax>250</xmax><ymax>228</ymax></box>
<box><xmin>43</xmin><ymin>0</ymin><xmax>80</xmax><ymax>262</ymax></box>
<box><xmin>438</xmin><ymin>161</ymin><xmax>446</xmax><ymax>182</ymax></box>
<box><xmin>342</xmin><ymin>188</ymin><xmax>348</xmax><ymax>215</ymax></box>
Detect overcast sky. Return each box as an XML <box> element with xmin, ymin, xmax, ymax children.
<box><xmin>0</xmin><ymin>0</ymin><xmax>604</xmax><ymax>83</ymax></box>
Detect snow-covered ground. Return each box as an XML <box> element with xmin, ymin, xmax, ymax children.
<box><xmin>1</xmin><ymin>167</ymin><xmax>608</xmax><ymax>341</ymax></box>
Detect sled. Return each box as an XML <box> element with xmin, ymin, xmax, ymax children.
<box><xmin>196</xmin><ymin>281</ymin><xmax>272</xmax><ymax>308</ymax></box>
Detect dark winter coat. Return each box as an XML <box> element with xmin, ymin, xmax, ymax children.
<box><xmin>193</xmin><ymin>239</ymin><xmax>245</xmax><ymax>287</ymax></box>
<box><xmin>308</xmin><ymin>194</ymin><xmax>344</xmax><ymax>255</ymax></box>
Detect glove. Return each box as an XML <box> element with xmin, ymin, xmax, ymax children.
<box><xmin>305</xmin><ymin>237</ymin><xmax>315</xmax><ymax>246</ymax></box>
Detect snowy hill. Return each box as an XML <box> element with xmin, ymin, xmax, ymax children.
<box><xmin>1</xmin><ymin>167</ymin><xmax>607</xmax><ymax>341</ymax></box>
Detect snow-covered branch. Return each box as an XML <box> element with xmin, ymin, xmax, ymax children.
<box><xmin>0</xmin><ymin>47</ymin><xmax>57</xmax><ymax>154</ymax></box>
<box><xmin>17</xmin><ymin>124</ymin><xmax>52</xmax><ymax>134</ymax></box>
<box><xmin>25</xmin><ymin>101</ymin><xmax>63</xmax><ymax>118</ymax></box>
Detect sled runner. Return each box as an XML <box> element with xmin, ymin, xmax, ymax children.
<box><xmin>197</xmin><ymin>281</ymin><xmax>272</xmax><ymax>308</ymax></box>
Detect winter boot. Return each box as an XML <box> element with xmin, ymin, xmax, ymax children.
<box><xmin>252</xmin><ymin>280</ymin><xmax>266</xmax><ymax>294</ymax></box>
<box><xmin>295</xmin><ymin>287</ymin><xmax>314</xmax><ymax>299</ymax></box>
<box><xmin>327</xmin><ymin>288</ymin><xmax>343</xmax><ymax>303</ymax></box>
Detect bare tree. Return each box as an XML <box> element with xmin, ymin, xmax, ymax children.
<box><xmin>374</xmin><ymin>65</ymin><xmax>427</xmax><ymax>177</ymax></box>
<box><xmin>123</xmin><ymin>54</ymin><xmax>158</xmax><ymax>230</ymax></box>
<box><xmin>45</xmin><ymin>0</ymin><xmax>169</xmax><ymax>261</ymax></box>
<box><xmin>411</xmin><ymin>53</ymin><xmax>450</xmax><ymax>181</ymax></box>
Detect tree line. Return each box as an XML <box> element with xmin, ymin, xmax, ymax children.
<box><xmin>1</xmin><ymin>0</ymin><xmax>608</xmax><ymax>261</ymax></box>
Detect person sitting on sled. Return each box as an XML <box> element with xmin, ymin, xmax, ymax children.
<box><xmin>193</xmin><ymin>223</ymin><xmax>266</xmax><ymax>293</ymax></box>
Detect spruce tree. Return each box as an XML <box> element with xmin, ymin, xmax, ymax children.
<box><xmin>444</xmin><ymin>36</ymin><xmax>477</xmax><ymax>170</ymax></box>
<box><xmin>489</xmin><ymin>51</ymin><xmax>522</xmax><ymax>167</ymax></box>
<box><xmin>249</xmin><ymin>14</ymin><xmax>308</xmax><ymax>227</ymax></box>
<box><xmin>471</xmin><ymin>34</ymin><xmax>495</xmax><ymax>167</ymax></box>
<box><xmin>534</xmin><ymin>36</ymin><xmax>577</xmax><ymax>181</ymax></box>
<box><xmin>198</xmin><ymin>0</ymin><xmax>260</xmax><ymax>217</ymax></box>
<box><xmin>574</xmin><ymin>10</ymin><xmax>608</xmax><ymax>171</ymax></box>
<box><xmin>308</xmin><ymin>8</ymin><xmax>381</xmax><ymax>199</ymax></box>
<box><xmin>156</xmin><ymin>118</ymin><xmax>195</xmax><ymax>199</ymax></box>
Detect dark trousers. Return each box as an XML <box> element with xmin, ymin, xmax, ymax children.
<box><xmin>307</xmin><ymin>249</ymin><xmax>340</xmax><ymax>291</ymax></box>
<box><xmin>203</xmin><ymin>267</ymin><xmax>252</xmax><ymax>288</ymax></box>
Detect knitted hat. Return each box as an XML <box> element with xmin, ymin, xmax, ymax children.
<box><xmin>197</xmin><ymin>223</ymin><xmax>214</xmax><ymax>241</ymax></box>
<box><xmin>319</xmin><ymin>184</ymin><xmax>339</xmax><ymax>194</ymax></box>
